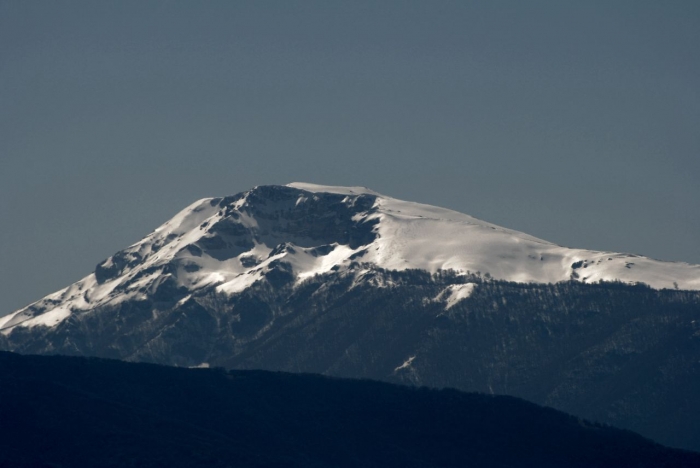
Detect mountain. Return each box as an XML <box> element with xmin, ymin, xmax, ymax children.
<box><xmin>2</xmin><ymin>183</ymin><xmax>700</xmax><ymax>450</ymax></box>
<box><xmin>2</xmin><ymin>183</ymin><xmax>698</xmax><ymax>333</ymax></box>
<box><xmin>1</xmin><ymin>351</ymin><xmax>698</xmax><ymax>468</ymax></box>
<box><xmin>3</xmin><ymin>183</ymin><xmax>699</xmax><ymax>331</ymax></box>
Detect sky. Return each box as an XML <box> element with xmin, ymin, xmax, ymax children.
<box><xmin>1</xmin><ymin>1</ymin><xmax>699</xmax><ymax>315</ymax></box>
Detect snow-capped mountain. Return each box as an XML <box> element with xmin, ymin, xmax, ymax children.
<box><xmin>2</xmin><ymin>183</ymin><xmax>699</xmax><ymax>333</ymax></box>
<box><xmin>2</xmin><ymin>183</ymin><xmax>700</xmax><ymax>451</ymax></box>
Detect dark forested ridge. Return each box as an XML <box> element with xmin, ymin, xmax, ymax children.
<box><xmin>3</xmin><ymin>269</ymin><xmax>700</xmax><ymax>451</ymax></box>
<box><xmin>0</xmin><ymin>351</ymin><xmax>698</xmax><ymax>468</ymax></box>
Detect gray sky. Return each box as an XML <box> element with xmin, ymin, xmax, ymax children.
<box><xmin>1</xmin><ymin>1</ymin><xmax>699</xmax><ymax>315</ymax></box>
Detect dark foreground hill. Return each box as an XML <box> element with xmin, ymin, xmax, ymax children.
<box><xmin>0</xmin><ymin>352</ymin><xmax>697</xmax><ymax>468</ymax></box>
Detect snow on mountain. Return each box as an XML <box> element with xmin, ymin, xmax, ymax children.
<box><xmin>2</xmin><ymin>182</ymin><xmax>700</xmax><ymax>334</ymax></box>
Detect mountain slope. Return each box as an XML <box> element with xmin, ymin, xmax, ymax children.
<box><xmin>1</xmin><ymin>351</ymin><xmax>698</xmax><ymax>468</ymax></box>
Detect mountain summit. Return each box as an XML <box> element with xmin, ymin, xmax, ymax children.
<box><xmin>2</xmin><ymin>183</ymin><xmax>699</xmax><ymax>332</ymax></box>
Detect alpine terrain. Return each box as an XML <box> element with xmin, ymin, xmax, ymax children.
<box><xmin>2</xmin><ymin>183</ymin><xmax>700</xmax><ymax>450</ymax></box>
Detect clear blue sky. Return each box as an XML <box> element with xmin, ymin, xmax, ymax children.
<box><xmin>1</xmin><ymin>1</ymin><xmax>699</xmax><ymax>314</ymax></box>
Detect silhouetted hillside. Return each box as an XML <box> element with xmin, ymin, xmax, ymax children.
<box><xmin>0</xmin><ymin>351</ymin><xmax>697</xmax><ymax>467</ymax></box>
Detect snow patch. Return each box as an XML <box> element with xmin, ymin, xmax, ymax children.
<box><xmin>436</xmin><ymin>283</ymin><xmax>476</xmax><ymax>310</ymax></box>
<box><xmin>394</xmin><ymin>356</ymin><xmax>416</xmax><ymax>372</ymax></box>
<box><xmin>18</xmin><ymin>307</ymin><xmax>72</xmax><ymax>329</ymax></box>
<box><xmin>176</xmin><ymin>295</ymin><xmax>192</xmax><ymax>307</ymax></box>
<box><xmin>216</xmin><ymin>271</ymin><xmax>262</xmax><ymax>295</ymax></box>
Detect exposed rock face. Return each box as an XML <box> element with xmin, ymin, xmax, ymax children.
<box><xmin>2</xmin><ymin>183</ymin><xmax>700</xmax><ymax>451</ymax></box>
